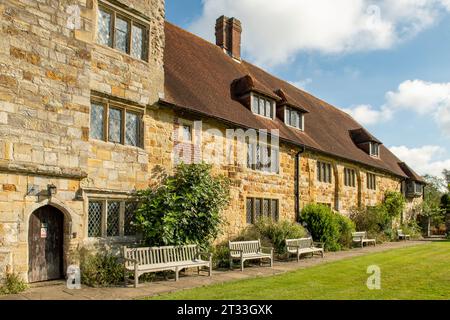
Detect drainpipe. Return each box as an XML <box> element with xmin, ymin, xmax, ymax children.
<box><xmin>295</xmin><ymin>146</ymin><xmax>306</xmax><ymax>222</ymax></box>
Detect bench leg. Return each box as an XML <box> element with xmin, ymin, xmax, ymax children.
<box><xmin>124</xmin><ymin>269</ymin><xmax>127</xmax><ymax>287</ymax></box>
<box><xmin>175</xmin><ymin>268</ymin><xmax>180</xmax><ymax>282</ymax></box>
<box><xmin>209</xmin><ymin>263</ymin><xmax>212</xmax><ymax>277</ymax></box>
<box><xmin>134</xmin><ymin>265</ymin><xmax>139</xmax><ymax>288</ymax></box>
<box><xmin>270</xmin><ymin>257</ymin><xmax>273</xmax><ymax>268</ymax></box>
<box><xmin>297</xmin><ymin>253</ymin><xmax>300</xmax><ymax>263</ymax></box>
<box><xmin>229</xmin><ymin>258</ymin><xmax>233</xmax><ymax>270</ymax></box>
<box><xmin>197</xmin><ymin>267</ymin><xmax>200</xmax><ymax>275</ymax></box>
<box><xmin>241</xmin><ymin>259</ymin><xmax>244</xmax><ymax>272</ymax></box>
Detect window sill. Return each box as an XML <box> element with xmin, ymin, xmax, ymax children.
<box><xmin>285</xmin><ymin>124</ymin><xmax>304</xmax><ymax>132</ymax></box>
<box><xmin>90</xmin><ymin>138</ymin><xmax>146</xmax><ymax>152</ymax></box>
<box><xmin>84</xmin><ymin>236</ymin><xmax>140</xmax><ymax>245</ymax></box>
<box><xmin>246</xmin><ymin>167</ymin><xmax>281</xmax><ymax>176</ymax></box>
<box><xmin>94</xmin><ymin>42</ymin><xmax>150</xmax><ymax>65</ymax></box>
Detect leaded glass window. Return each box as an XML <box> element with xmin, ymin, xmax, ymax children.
<box><xmin>246</xmin><ymin>198</ymin><xmax>279</xmax><ymax>224</ymax></box>
<box><xmin>271</xmin><ymin>199</ymin><xmax>279</xmax><ymax>221</ymax></box>
<box><xmin>88</xmin><ymin>201</ymin><xmax>102</xmax><ymax>237</ymax></box>
<box><xmin>246</xmin><ymin>198</ymin><xmax>253</xmax><ymax>224</ymax></box>
<box><xmin>263</xmin><ymin>199</ymin><xmax>270</xmax><ymax>217</ymax></box>
<box><xmin>124</xmin><ymin>202</ymin><xmax>137</xmax><ymax>236</ymax></box>
<box><xmin>90</xmin><ymin>100</ymin><xmax>142</xmax><ymax>147</ymax></box>
<box><xmin>115</xmin><ymin>16</ymin><xmax>129</xmax><ymax>53</ymax></box>
<box><xmin>285</xmin><ymin>106</ymin><xmax>304</xmax><ymax>130</ymax></box>
<box><xmin>125</xmin><ymin>112</ymin><xmax>139</xmax><ymax>146</ymax></box>
<box><xmin>131</xmin><ymin>24</ymin><xmax>145</xmax><ymax>59</ymax></box>
<box><xmin>97</xmin><ymin>4</ymin><xmax>148</xmax><ymax>61</ymax></box>
<box><xmin>107</xmin><ymin>201</ymin><xmax>120</xmax><ymax>237</ymax></box>
<box><xmin>97</xmin><ymin>8</ymin><xmax>112</xmax><ymax>47</ymax></box>
<box><xmin>247</xmin><ymin>142</ymin><xmax>279</xmax><ymax>174</ymax></box>
<box><xmin>182</xmin><ymin>124</ymin><xmax>192</xmax><ymax>142</ymax></box>
<box><xmin>88</xmin><ymin>199</ymin><xmax>138</xmax><ymax>238</ymax></box>
<box><xmin>90</xmin><ymin>103</ymin><xmax>104</xmax><ymax>140</ymax></box>
<box><xmin>250</xmin><ymin>93</ymin><xmax>274</xmax><ymax>119</ymax></box>
<box><xmin>317</xmin><ymin>161</ymin><xmax>332</xmax><ymax>183</ymax></box>
<box><xmin>108</xmin><ymin>108</ymin><xmax>122</xmax><ymax>143</ymax></box>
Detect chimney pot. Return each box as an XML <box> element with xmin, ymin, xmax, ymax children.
<box><xmin>215</xmin><ymin>16</ymin><xmax>242</xmax><ymax>60</ymax></box>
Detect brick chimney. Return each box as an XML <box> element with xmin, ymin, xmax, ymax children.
<box><xmin>215</xmin><ymin>16</ymin><xmax>242</xmax><ymax>61</ymax></box>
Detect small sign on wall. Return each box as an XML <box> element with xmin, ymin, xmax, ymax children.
<box><xmin>40</xmin><ymin>223</ymin><xmax>48</xmax><ymax>238</ymax></box>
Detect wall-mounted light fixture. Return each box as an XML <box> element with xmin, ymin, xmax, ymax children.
<box><xmin>47</xmin><ymin>184</ymin><xmax>57</xmax><ymax>197</ymax></box>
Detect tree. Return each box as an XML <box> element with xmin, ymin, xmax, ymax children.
<box><xmin>420</xmin><ymin>175</ymin><xmax>446</xmax><ymax>236</ymax></box>
<box><xmin>135</xmin><ymin>163</ymin><xmax>230</xmax><ymax>248</ymax></box>
<box><xmin>443</xmin><ymin>169</ymin><xmax>450</xmax><ymax>192</ymax></box>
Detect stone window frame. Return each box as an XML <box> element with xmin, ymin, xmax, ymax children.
<box><xmin>90</xmin><ymin>96</ymin><xmax>144</xmax><ymax>148</ymax></box>
<box><xmin>284</xmin><ymin>106</ymin><xmax>304</xmax><ymax>131</ymax></box>
<box><xmin>97</xmin><ymin>1</ymin><xmax>149</xmax><ymax>62</ymax></box>
<box><xmin>250</xmin><ymin>92</ymin><xmax>276</xmax><ymax>120</ymax></box>
<box><xmin>366</xmin><ymin>172</ymin><xmax>377</xmax><ymax>190</ymax></box>
<box><xmin>317</xmin><ymin>161</ymin><xmax>332</xmax><ymax>184</ymax></box>
<box><xmin>87</xmin><ymin>197</ymin><xmax>138</xmax><ymax>239</ymax></box>
<box><xmin>344</xmin><ymin>168</ymin><xmax>357</xmax><ymax>188</ymax></box>
<box><xmin>246</xmin><ymin>140</ymin><xmax>280</xmax><ymax>174</ymax></box>
<box><xmin>246</xmin><ymin>196</ymin><xmax>280</xmax><ymax>224</ymax></box>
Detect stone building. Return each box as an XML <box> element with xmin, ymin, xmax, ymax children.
<box><xmin>0</xmin><ymin>0</ymin><xmax>424</xmax><ymax>283</ymax></box>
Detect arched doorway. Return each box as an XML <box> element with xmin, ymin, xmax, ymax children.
<box><xmin>28</xmin><ymin>205</ymin><xmax>64</xmax><ymax>283</ymax></box>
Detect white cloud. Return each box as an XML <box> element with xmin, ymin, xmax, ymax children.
<box><xmin>389</xmin><ymin>145</ymin><xmax>450</xmax><ymax>176</ymax></box>
<box><xmin>385</xmin><ymin>80</ymin><xmax>450</xmax><ymax>136</ymax></box>
<box><xmin>342</xmin><ymin>104</ymin><xmax>393</xmax><ymax>125</ymax></box>
<box><xmin>189</xmin><ymin>0</ymin><xmax>450</xmax><ymax>67</ymax></box>
<box><xmin>289</xmin><ymin>78</ymin><xmax>312</xmax><ymax>90</ymax></box>
<box><xmin>342</xmin><ymin>80</ymin><xmax>450</xmax><ymax>137</ymax></box>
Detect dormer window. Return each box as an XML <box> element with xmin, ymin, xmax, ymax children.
<box><xmin>251</xmin><ymin>93</ymin><xmax>275</xmax><ymax>119</ymax></box>
<box><xmin>370</xmin><ymin>142</ymin><xmax>380</xmax><ymax>158</ymax></box>
<box><xmin>285</xmin><ymin>107</ymin><xmax>304</xmax><ymax>131</ymax></box>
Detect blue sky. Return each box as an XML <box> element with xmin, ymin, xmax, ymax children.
<box><xmin>166</xmin><ymin>0</ymin><xmax>450</xmax><ymax>178</ymax></box>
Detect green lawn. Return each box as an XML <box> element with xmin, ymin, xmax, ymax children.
<box><xmin>151</xmin><ymin>242</ymin><xmax>450</xmax><ymax>300</ymax></box>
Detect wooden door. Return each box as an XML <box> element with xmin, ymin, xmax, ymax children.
<box><xmin>28</xmin><ymin>205</ymin><xmax>64</xmax><ymax>283</ymax></box>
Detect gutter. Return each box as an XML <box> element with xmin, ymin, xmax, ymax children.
<box><xmin>295</xmin><ymin>146</ymin><xmax>306</xmax><ymax>222</ymax></box>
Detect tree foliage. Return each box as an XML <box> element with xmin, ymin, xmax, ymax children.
<box><xmin>135</xmin><ymin>163</ymin><xmax>230</xmax><ymax>248</ymax></box>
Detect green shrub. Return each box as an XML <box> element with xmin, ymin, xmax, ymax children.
<box><xmin>0</xmin><ymin>273</ymin><xmax>27</xmax><ymax>295</ymax></box>
<box><xmin>210</xmin><ymin>245</ymin><xmax>230</xmax><ymax>269</ymax></box>
<box><xmin>254</xmin><ymin>219</ymin><xmax>307</xmax><ymax>254</ymax></box>
<box><xmin>335</xmin><ymin>214</ymin><xmax>356</xmax><ymax>249</ymax></box>
<box><xmin>350</xmin><ymin>205</ymin><xmax>390</xmax><ymax>238</ymax></box>
<box><xmin>399</xmin><ymin>221</ymin><xmax>422</xmax><ymax>240</ymax></box>
<box><xmin>384</xmin><ymin>191</ymin><xmax>406</xmax><ymax>221</ymax></box>
<box><xmin>135</xmin><ymin>163</ymin><xmax>230</xmax><ymax>249</ymax></box>
<box><xmin>300</xmin><ymin>204</ymin><xmax>341</xmax><ymax>251</ymax></box>
<box><xmin>231</xmin><ymin>219</ymin><xmax>307</xmax><ymax>255</ymax></box>
<box><xmin>80</xmin><ymin>251</ymin><xmax>124</xmax><ymax>287</ymax></box>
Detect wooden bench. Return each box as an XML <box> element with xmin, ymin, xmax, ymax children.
<box><xmin>123</xmin><ymin>245</ymin><xmax>212</xmax><ymax>288</ymax></box>
<box><xmin>285</xmin><ymin>238</ymin><xmax>324</xmax><ymax>262</ymax></box>
<box><xmin>229</xmin><ymin>240</ymin><xmax>273</xmax><ymax>271</ymax></box>
<box><xmin>352</xmin><ymin>232</ymin><xmax>376</xmax><ymax>248</ymax></box>
<box><xmin>397</xmin><ymin>229</ymin><xmax>411</xmax><ymax>241</ymax></box>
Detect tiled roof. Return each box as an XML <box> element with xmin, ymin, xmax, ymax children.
<box><xmin>163</xmin><ymin>21</ymin><xmax>418</xmax><ymax>180</ymax></box>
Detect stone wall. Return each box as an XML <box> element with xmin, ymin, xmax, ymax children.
<box><xmin>0</xmin><ymin>0</ymin><xmax>165</xmax><ymax>281</ymax></box>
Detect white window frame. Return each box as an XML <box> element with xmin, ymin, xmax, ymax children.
<box><xmin>250</xmin><ymin>92</ymin><xmax>275</xmax><ymax>120</ymax></box>
<box><xmin>369</xmin><ymin>142</ymin><xmax>380</xmax><ymax>158</ymax></box>
<box><xmin>284</xmin><ymin>106</ymin><xmax>304</xmax><ymax>131</ymax></box>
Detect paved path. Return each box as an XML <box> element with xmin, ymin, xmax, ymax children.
<box><xmin>0</xmin><ymin>240</ymin><xmax>430</xmax><ymax>300</ymax></box>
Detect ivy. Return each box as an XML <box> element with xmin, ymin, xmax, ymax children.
<box><xmin>135</xmin><ymin>163</ymin><xmax>230</xmax><ymax>249</ymax></box>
